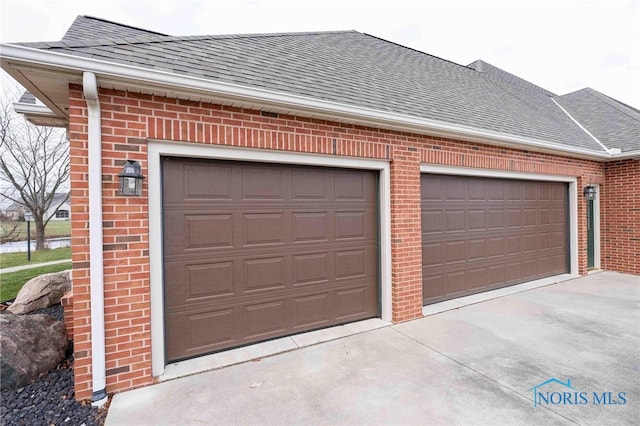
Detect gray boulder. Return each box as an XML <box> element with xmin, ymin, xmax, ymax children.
<box><xmin>7</xmin><ymin>270</ymin><xmax>71</xmax><ymax>314</ymax></box>
<box><xmin>0</xmin><ymin>313</ymin><xmax>68</xmax><ymax>390</ymax></box>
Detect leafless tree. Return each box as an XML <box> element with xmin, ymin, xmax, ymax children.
<box><xmin>0</xmin><ymin>80</ymin><xmax>69</xmax><ymax>250</ymax></box>
<box><xmin>0</xmin><ymin>219</ymin><xmax>21</xmax><ymax>244</ymax></box>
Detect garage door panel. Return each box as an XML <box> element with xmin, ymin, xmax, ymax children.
<box><xmin>164</xmin><ymin>261</ymin><xmax>236</xmax><ymax>304</ymax></box>
<box><xmin>487</xmin><ymin>209</ymin><xmax>506</xmax><ymax>229</ymax></box>
<box><xmin>487</xmin><ymin>265</ymin><xmax>506</xmax><ymax>286</ymax></box>
<box><xmin>244</xmin><ymin>300</ymin><xmax>287</xmax><ymax>338</ymax></box>
<box><xmin>163</xmin><ymin>157</ymin><xmax>378</xmax><ymax>361</ymax></box>
<box><xmin>187</xmin><ymin>214</ymin><xmax>234</xmax><ymax>249</ymax></box>
<box><xmin>293</xmin><ymin>293</ymin><xmax>331</xmax><ymax>329</ymax></box>
<box><xmin>293</xmin><ymin>212</ymin><xmax>330</xmax><ymax>242</ymax></box>
<box><xmin>446</xmin><ymin>210</ymin><xmax>466</xmax><ymax>232</ymax></box>
<box><xmin>423</xmin><ymin>274</ymin><xmax>444</xmax><ymax>300</ymax></box>
<box><xmin>422</xmin><ymin>174</ymin><xmax>568</xmax><ymax>305</ymax></box>
<box><xmin>243</xmin><ymin>256</ymin><xmax>286</xmax><ymax>292</ymax></box>
<box><xmin>444</xmin><ymin>241</ymin><xmax>466</xmax><ymax>264</ymax></box>
<box><xmin>422</xmin><ymin>210</ymin><xmax>443</xmax><ymax>234</ymax></box>
<box><xmin>468</xmin><ymin>209</ymin><xmax>486</xmax><ymax>231</ymax></box>
<box><xmin>335</xmin><ymin>211</ymin><xmax>367</xmax><ymax>239</ymax></box>
<box><xmin>423</xmin><ymin>242</ymin><xmax>443</xmax><ymax>266</ymax></box>
<box><xmin>292</xmin><ymin>169</ymin><xmax>329</xmax><ymax>200</ymax></box>
<box><xmin>468</xmin><ymin>238</ymin><xmax>487</xmax><ymax>260</ymax></box>
<box><xmin>335</xmin><ymin>249</ymin><xmax>367</xmax><ymax>279</ymax></box>
<box><xmin>446</xmin><ymin>271</ymin><xmax>466</xmax><ymax>295</ymax></box>
<box><xmin>162</xmin><ymin>161</ymin><xmax>234</xmax><ymax>203</ymax></box>
<box><xmin>243</xmin><ymin>213</ymin><xmax>286</xmax><ymax>246</ymax></box>
<box><xmin>242</xmin><ymin>167</ymin><xmax>285</xmax><ymax>200</ymax></box>
<box><xmin>334</xmin><ymin>170</ymin><xmax>374</xmax><ymax>200</ymax></box>
<box><xmin>523</xmin><ymin>183</ymin><xmax>537</xmax><ymax>200</ymax></box>
<box><xmin>188</xmin><ymin>310</ymin><xmax>235</xmax><ymax>348</ymax></box>
<box><xmin>336</xmin><ymin>287</ymin><xmax>368</xmax><ymax>319</ymax></box>
<box><xmin>523</xmin><ymin>209</ymin><xmax>537</xmax><ymax>226</ymax></box>
<box><xmin>551</xmin><ymin>231</ymin><xmax>565</xmax><ymax>249</ymax></box>
<box><xmin>506</xmin><ymin>235</ymin><xmax>521</xmax><ymax>253</ymax></box>
<box><xmin>293</xmin><ymin>253</ymin><xmax>330</xmax><ymax>286</ymax></box>
<box><xmin>468</xmin><ymin>267</ymin><xmax>487</xmax><ymax>290</ymax></box>
<box><xmin>187</xmin><ymin>262</ymin><xmax>235</xmax><ymax>299</ymax></box>
<box><xmin>487</xmin><ymin>237</ymin><xmax>505</xmax><ymax>257</ymax></box>
<box><xmin>165</xmin><ymin>309</ymin><xmax>236</xmax><ymax>361</ymax></box>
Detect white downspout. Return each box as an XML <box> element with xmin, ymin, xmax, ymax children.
<box><xmin>83</xmin><ymin>72</ymin><xmax>107</xmax><ymax>406</ymax></box>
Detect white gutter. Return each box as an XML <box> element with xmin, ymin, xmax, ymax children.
<box><xmin>83</xmin><ymin>72</ymin><xmax>107</xmax><ymax>407</ymax></box>
<box><xmin>0</xmin><ymin>44</ymin><xmax>616</xmax><ymax>160</ymax></box>
<box><xmin>607</xmin><ymin>150</ymin><xmax>640</xmax><ymax>160</ymax></box>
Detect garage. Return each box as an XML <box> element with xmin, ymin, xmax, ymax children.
<box><xmin>162</xmin><ymin>157</ymin><xmax>379</xmax><ymax>361</ymax></box>
<box><xmin>421</xmin><ymin>174</ymin><xmax>568</xmax><ymax>305</ymax></box>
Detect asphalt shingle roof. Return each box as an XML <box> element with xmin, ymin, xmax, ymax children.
<box><xmin>12</xmin><ymin>16</ymin><xmax>640</xmax><ymax>154</ymax></box>
<box><xmin>556</xmin><ymin>88</ymin><xmax>640</xmax><ymax>153</ymax></box>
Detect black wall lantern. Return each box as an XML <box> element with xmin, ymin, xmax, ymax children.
<box><xmin>118</xmin><ymin>160</ymin><xmax>144</xmax><ymax>196</ymax></box>
<box><xmin>583</xmin><ymin>185</ymin><xmax>596</xmax><ymax>201</ymax></box>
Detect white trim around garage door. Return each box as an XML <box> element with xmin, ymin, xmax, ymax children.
<box><xmin>420</xmin><ymin>164</ymin><xmax>579</xmax><ymax>278</ymax></box>
<box><xmin>148</xmin><ymin>140</ymin><xmax>392</xmax><ymax>377</ymax></box>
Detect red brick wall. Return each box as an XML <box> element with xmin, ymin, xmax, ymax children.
<box><xmin>68</xmin><ymin>86</ymin><xmax>614</xmax><ymax>399</ymax></box>
<box><xmin>602</xmin><ymin>159</ymin><xmax>640</xmax><ymax>274</ymax></box>
<box><xmin>390</xmin><ymin>145</ymin><xmax>423</xmax><ymax>321</ymax></box>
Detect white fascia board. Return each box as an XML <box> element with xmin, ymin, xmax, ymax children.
<box><xmin>0</xmin><ymin>44</ymin><xmax>615</xmax><ymax>160</ymax></box>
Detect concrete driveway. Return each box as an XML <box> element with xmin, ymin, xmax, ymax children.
<box><xmin>106</xmin><ymin>272</ymin><xmax>639</xmax><ymax>425</ymax></box>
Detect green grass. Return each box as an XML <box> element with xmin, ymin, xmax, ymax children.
<box><xmin>0</xmin><ymin>247</ymin><xmax>72</xmax><ymax>269</ymax></box>
<box><xmin>0</xmin><ymin>262</ymin><xmax>72</xmax><ymax>303</ymax></box>
<box><xmin>0</xmin><ymin>220</ymin><xmax>71</xmax><ymax>241</ymax></box>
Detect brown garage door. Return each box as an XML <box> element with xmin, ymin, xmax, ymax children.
<box><xmin>421</xmin><ymin>174</ymin><xmax>568</xmax><ymax>305</ymax></box>
<box><xmin>162</xmin><ymin>157</ymin><xmax>379</xmax><ymax>361</ymax></box>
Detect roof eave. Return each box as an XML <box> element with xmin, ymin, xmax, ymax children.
<box><xmin>0</xmin><ymin>44</ymin><xmax>618</xmax><ymax>161</ymax></box>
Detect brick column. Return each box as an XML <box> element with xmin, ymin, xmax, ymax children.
<box><xmin>390</xmin><ymin>145</ymin><xmax>423</xmax><ymax>322</ymax></box>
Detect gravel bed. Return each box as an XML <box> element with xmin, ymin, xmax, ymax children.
<box><xmin>0</xmin><ymin>304</ymin><xmax>109</xmax><ymax>426</ymax></box>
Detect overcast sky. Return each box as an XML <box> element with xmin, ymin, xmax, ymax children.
<box><xmin>1</xmin><ymin>0</ymin><xmax>639</xmax><ymax>108</ymax></box>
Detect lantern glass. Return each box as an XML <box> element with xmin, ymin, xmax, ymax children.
<box><xmin>583</xmin><ymin>186</ymin><xmax>596</xmax><ymax>201</ymax></box>
<box><xmin>118</xmin><ymin>160</ymin><xmax>144</xmax><ymax>196</ymax></box>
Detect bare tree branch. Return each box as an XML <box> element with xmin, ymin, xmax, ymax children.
<box><xmin>0</xmin><ymin>81</ymin><xmax>69</xmax><ymax>250</ymax></box>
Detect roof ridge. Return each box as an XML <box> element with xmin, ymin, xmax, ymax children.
<box><xmin>21</xmin><ymin>29</ymin><xmax>360</xmax><ymax>51</ymax></box>
<box><xmin>468</xmin><ymin>59</ymin><xmax>556</xmax><ymax>96</ymax></box>
<box><xmin>582</xmin><ymin>87</ymin><xmax>640</xmax><ymax>119</ymax></box>
<box><xmin>361</xmin><ymin>32</ymin><xmax>474</xmax><ymax>71</ymax></box>
<box><xmin>76</xmin><ymin>15</ymin><xmax>169</xmax><ymax>37</ymax></box>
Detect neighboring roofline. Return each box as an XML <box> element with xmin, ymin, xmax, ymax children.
<box><xmin>0</xmin><ymin>43</ymin><xmax>626</xmax><ymax>161</ymax></box>
<box><xmin>13</xmin><ymin>101</ymin><xmax>68</xmax><ymax>127</ymax></box>
<box><xmin>571</xmin><ymin>87</ymin><xmax>640</xmax><ymax>117</ymax></box>
<box><xmin>13</xmin><ymin>101</ymin><xmax>56</xmax><ymax>117</ymax></box>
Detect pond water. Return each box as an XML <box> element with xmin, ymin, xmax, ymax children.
<box><xmin>0</xmin><ymin>238</ymin><xmax>71</xmax><ymax>254</ymax></box>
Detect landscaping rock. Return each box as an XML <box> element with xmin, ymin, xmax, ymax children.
<box><xmin>7</xmin><ymin>270</ymin><xmax>71</xmax><ymax>314</ymax></box>
<box><xmin>0</xmin><ymin>313</ymin><xmax>68</xmax><ymax>390</ymax></box>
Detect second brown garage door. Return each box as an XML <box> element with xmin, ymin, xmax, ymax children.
<box><xmin>162</xmin><ymin>157</ymin><xmax>379</xmax><ymax>362</ymax></box>
<box><xmin>421</xmin><ymin>174</ymin><xmax>568</xmax><ymax>305</ymax></box>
